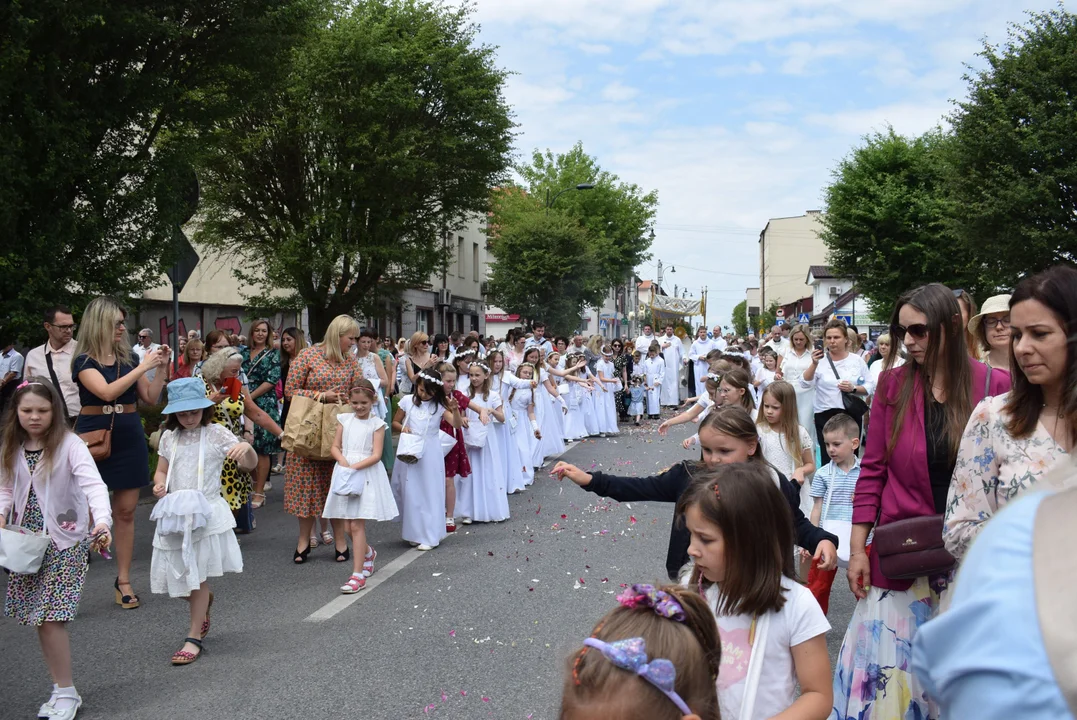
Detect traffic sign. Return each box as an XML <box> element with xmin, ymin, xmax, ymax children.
<box><xmin>775</xmin><ymin>318</ymin><xmax>785</xmax><ymax>326</ymax></box>
<box><xmin>797</xmin><ymin>313</ymin><xmax>811</xmax><ymax>324</ymax></box>
<box><xmin>776</xmin><ymin>308</ymin><xmax>785</xmax><ymax>317</ymax></box>
<box><xmin>834</xmin><ymin>314</ymin><xmax>853</xmax><ymax>325</ymax></box>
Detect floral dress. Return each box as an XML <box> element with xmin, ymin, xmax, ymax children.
<box><xmin>283</xmin><ymin>346</ymin><xmax>359</xmax><ymax>517</ymax></box>
<box><xmin>202</xmin><ymin>378</ymin><xmax>250</xmax><ymax>511</ymax></box>
<box><xmin>241</xmin><ymin>346</ymin><xmax>282</xmax><ymax>456</ymax></box>
<box><xmin>944</xmin><ymin>393</ymin><xmax>1069</xmax><ymax>561</ymax></box>
<box><xmin>4</xmin><ymin>450</ymin><xmax>90</xmax><ymax>626</ymax></box>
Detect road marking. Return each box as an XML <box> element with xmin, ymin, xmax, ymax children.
<box><xmin>304</xmin><ymin>547</ymin><xmax>424</xmax><ymax>623</ymax></box>
<box><xmin>305</xmin><ymin>439</ymin><xmax>583</xmax><ymax>623</ymax></box>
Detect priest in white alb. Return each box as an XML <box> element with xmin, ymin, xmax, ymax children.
<box><xmin>657</xmin><ymin>324</ymin><xmax>684</xmax><ymax>406</ymax></box>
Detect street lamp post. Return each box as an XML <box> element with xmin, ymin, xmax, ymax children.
<box><xmin>546</xmin><ymin>183</ymin><xmax>595</xmax><ymax>215</ymax></box>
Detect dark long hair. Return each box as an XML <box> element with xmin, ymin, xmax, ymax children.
<box><xmin>279</xmin><ymin>327</ymin><xmax>307</xmax><ymax>383</ymax></box>
<box><xmin>1004</xmin><ymin>265</ymin><xmax>1077</xmax><ymax>443</ymax></box>
<box><xmin>413</xmin><ymin>367</ymin><xmax>449</xmax><ymax>409</ymax></box>
<box><xmin>884</xmin><ymin>283</ymin><xmax>972</xmax><ymax>460</ymax></box>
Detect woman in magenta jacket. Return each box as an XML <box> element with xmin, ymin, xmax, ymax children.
<box><xmin>830</xmin><ymin>283</ymin><xmax>1011</xmax><ymax>720</ymax></box>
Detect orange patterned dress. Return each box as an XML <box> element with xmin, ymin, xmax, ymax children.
<box><xmin>283</xmin><ymin>345</ymin><xmax>359</xmax><ymax>517</ymax></box>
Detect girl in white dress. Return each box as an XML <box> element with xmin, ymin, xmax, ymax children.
<box><xmin>324</xmin><ymin>381</ymin><xmax>399</xmax><ymax>594</ymax></box>
<box><xmin>390</xmin><ymin>369</ymin><xmax>461</xmax><ymax>551</ymax></box>
<box><xmin>561</xmin><ymin>353</ymin><xmax>590</xmax><ymax>442</ymax></box>
<box><xmin>457</xmin><ymin>363</ymin><xmax>511</xmax><ymax>523</ymax></box>
<box><xmin>756</xmin><ymin>381</ymin><xmax>816</xmax><ymax>517</ymax></box>
<box><xmin>482</xmin><ymin>352</ymin><xmax>528</xmax><ymax>494</ymax></box>
<box><xmin>593</xmin><ymin>346</ymin><xmax>620</xmax><ymax>435</ymax></box>
<box><xmin>150</xmin><ymin>377</ymin><xmax>253</xmax><ymax>666</ymax></box>
<box><xmin>753</xmin><ymin>347</ymin><xmax>779</xmax><ymax>406</ymax></box>
<box><xmin>507</xmin><ymin>363</ymin><xmax>542</xmax><ymax>485</ymax></box>
<box><xmin>539</xmin><ymin>353</ymin><xmax>567</xmax><ymax>460</ymax></box>
<box><xmin>640</xmin><ymin>341</ymin><xmax>665</xmax><ymax>419</ymax></box>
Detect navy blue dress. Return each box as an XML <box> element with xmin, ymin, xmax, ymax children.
<box><xmin>73</xmin><ymin>354</ymin><xmax>149</xmax><ymax>490</ymax></box>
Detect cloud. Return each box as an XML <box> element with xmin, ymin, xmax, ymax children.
<box><xmin>578</xmin><ymin>42</ymin><xmax>612</xmax><ymax>55</ymax></box>
<box><xmin>600</xmin><ymin>81</ymin><xmax>640</xmax><ymax>102</ymax></box>
<box><xmin>713</xmin><ymin>60</ymin><xmax>765</xmax><ymax>77</ymax></box>
<box><xmin>805</xmin><ymin>101</ymin><xmax>952</xmax><ymax>136</ymax></box>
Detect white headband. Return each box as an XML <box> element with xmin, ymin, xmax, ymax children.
<box><xmin>417</xmin><ymin>372</ymin><xmax>444</xmax><ymax>386</ymax></box>
<box><xmin>470</xmin><ymin>362</ymin><xmax>490</xmax><ymax>373</ymax></box>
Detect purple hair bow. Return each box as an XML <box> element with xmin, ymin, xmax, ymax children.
<box><xmin>616</xmin><ymin>583</ymin><xmax>686</xmax><ymax>622</ymax></box>
<box><xmin>583</xmin><ymin>637</ymin><xmax>693</xmax><ymax>715</ymax></box>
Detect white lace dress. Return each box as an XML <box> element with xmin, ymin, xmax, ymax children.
<box><xmin>150</xmin><ymin>425</ymin><xmax>244</xmax><ymax>598</ymax></box>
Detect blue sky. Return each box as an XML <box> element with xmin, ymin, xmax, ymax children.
<box><xmin>471</xmin><ymin>0</ymin><xmax>1059</xmax><ymax>327</ymax></box>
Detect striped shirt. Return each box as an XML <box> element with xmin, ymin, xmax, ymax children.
<box><xmin>810</xmin><ymin>458</ymin><xmax>861</xmax><ymax>522</ymax></box>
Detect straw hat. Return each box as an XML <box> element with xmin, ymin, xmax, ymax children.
<box><xmin>967</xmin><ymin>294</ymin><xmax>1012</xmax><ymax>333</ymax></box>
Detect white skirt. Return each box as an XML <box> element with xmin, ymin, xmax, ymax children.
<box><xmin>564</xmin><ymin>405</ymin><xmax>588</xmax><ymax>441</ymax></box>
<box><xmin>539</xmin><ymin>391</ymin><xmax>566</xmax><ymax>460</ymax></box>
<box><xmin>598</xmin><ymin>388</ymin><xmax>619</xmax><ymax>434</ymax></box>
<box><xmin>150</xmin><ymin>496</ymin><xmax>242</xmax><ymax>598</ymax></box>
<box><xmin>457</xmin><ymin>441</ymin><xmax>510</xmax><ymax>523</ymax></box>
<box><xmin>492</xmin><ymin>420</ymin><xmax>527</xmax><ymax>494</ymax></box>
<box><xmin>512</xmin><ymin>412</ymin><xmax>538</xmax><ymax>483</ymax></box>
<box><xmin>323</xmin><ymin>463</ymin><xmax>399</xmax><ymax>522</ymax></box>
<box><xmin>581</xmin><ymin>390</ymin><xmax>598</xmax><ymax>436</ymax></box>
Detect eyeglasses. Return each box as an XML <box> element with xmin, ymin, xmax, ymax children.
<box><xmin>114</xmin><ymin>320</ymin><xmax>127</xmax><ymax>330</ymax></box>
<box><xmin>49</xmin><ymin>323</ymin><xmax>77</xmax><ymax>332</ymax></box>
<box><xmin>984</xmin><ymin>316</ymin><xmax>1011</xmax><ymax>329</ymax></box>
<box><xmin>892</xmin><ymin>323</ymin><xmax>930</xmax><ymax>340</ymax></box>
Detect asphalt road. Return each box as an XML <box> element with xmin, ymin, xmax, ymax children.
<box><xmin>1</xmin><ymin>413</ymin><xmax>854</xmax><ymax>720</ymax></box>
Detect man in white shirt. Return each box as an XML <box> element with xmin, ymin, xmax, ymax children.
<box><xmin>524</xmin><ymin>321</ymin><xmax>553</xmax><ymax>354</ymax></box>
<box><xmin>133</xmin><ymin>327</ymin><xmax>165</xmax><ymax>385</ymax></box>
<box><xmin>634</xmin><ymin>323</ymin><xmax>657</xmax><ymax>354</ymax></box>
<box><xmin>25</xmin><ymin>305</ymin><xmax>81</xmax><ymax>422</ymax></box>
<box><xmin>711</xmin><ymin>326</ymin><xmax>728</xmax><ymax>352</ymax></box>
<box><xmin>763</xmin><ymin>325</ymin><xmax>791</xmax><ymax>358</ymax></box>
<box><xmin>657</xmin><ymin>324</ymin><xmax>683</xmax><ymax>406</ymax></box>
<box><xmin>0</xmin><ymin>336</ymin><xmax>25</xmax><ymax>417</ymax></box>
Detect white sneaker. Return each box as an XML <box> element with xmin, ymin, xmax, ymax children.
<box><xmin>264</xmin><ymin>480</ymin><xmax>273</xmax><ymax>491</ymax></box>
<box><xmin>417</xmin><ymin>544</ymin><xmax>434</xmax><ymax>551</ymax></box>
<box><xmin>461</xmin><ymin>517</ymin><xmax>473</xmax><ymax>525</ymax></box>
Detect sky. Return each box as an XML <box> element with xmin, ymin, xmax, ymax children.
<box><xmin>471</xmin><ymin>0</ymin><xmax>1059</xmax><ymax>328</ymax></box>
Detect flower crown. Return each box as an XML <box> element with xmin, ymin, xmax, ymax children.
<box><xmin>706</xmin><ymin>372</ymin><xmax>723</xmax><ymax>382</ymax></box>
<box><xmin>417</xmin><ymin>372</ymin><xmax>443</xmax><ymax>386</ymax></box>
<box><xmin>470</xmin><ymin>362</ymin><xmax>491</xmax><ymax>373</ymax></box>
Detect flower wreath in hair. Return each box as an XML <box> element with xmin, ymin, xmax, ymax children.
<box><xmin>706</xmin><ymin>372</ymin><xmax>722</xmax><ymax>383</ymax></box>
<box><xmin>454</xmin><ymin>348</ymin><xmax>476</xmax><ymax>359</ymax></box>
<box><xmin>416</xmin><ymin>372</ymin><xmax>443</xmax><ymax>386</ymax></box>
<box><xmin>470</xmin><ymin>362</ymin><xmax>491</xmax><ymax>374</ymax></box>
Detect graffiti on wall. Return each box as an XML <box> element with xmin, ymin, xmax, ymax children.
<box><xmin>140</xmin><ymin>304</ymin><xmax>300</xmax><ymax>346</ymax></box>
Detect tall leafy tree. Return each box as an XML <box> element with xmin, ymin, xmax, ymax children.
<box><xmin>196</xmin><ymin>0</ymin><xmax>515</xmax><ymax>337</ymax></box>
<box><xmin>820</xmin><ymin>129</ymin><xmax>976</xmax><ymax>312</ymax></box>
<box><xmin>731</xmin><ymin>300</ymin><xmax>749</xmax><ymax>337</ymax></box>
<box><xmin>485</xmin><ymin>204</ymin><xmax>601</xmax><ymax>335</ymax></box>
<box><xmin>0</xmin><ymin>0</ymin><xmax>318</xmax><ymax>342</ymax></box>
<box><xmin>486</xmin><ymin>143</ymin><xmax>657</xmax><ymax>331</ymax></box>
<box><xmin>947</xmin><ymin>8</ymin><xmax>1077</xmax><ymax>290</ymax></box>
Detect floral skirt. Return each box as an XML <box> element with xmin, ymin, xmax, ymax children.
<box><xmin>831</xmin><ymin>576</ymin><xmax>943</xmax><ymax>720</ymax></box>
<box><xmin>3</xmin><ymin>489</ymin><xmax>89</xmax><ymax>626</ymax></box>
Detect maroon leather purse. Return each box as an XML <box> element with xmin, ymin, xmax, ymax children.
<box><xmin>873</xmin><ymin>514</ymin><xmax>955</xmax><ymax>580</ymax></box>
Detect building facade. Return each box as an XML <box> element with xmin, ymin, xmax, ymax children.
<box><xmin>806</xmin><ymin>265</ymin><xmax>886</xmax><ymax>338</ymax></box>
<box><xmin>758</xmin><ymin>211</ymin><xmax>829</xmax><ymax>311</ymax></box>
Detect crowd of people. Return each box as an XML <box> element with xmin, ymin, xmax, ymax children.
<box><xmin>2</xmin><ymin>266</ymin><xmax>1076</xmax><ymax>719</ymax></box>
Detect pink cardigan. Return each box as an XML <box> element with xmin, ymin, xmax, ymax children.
<box><xmin>0</xmin><ymin>433</ymin><xmax>113</xmax><ymax>552</ymax></box>
<box><xmin>853</xmin><ymin>358</ymin><xmax>1011</xmax><ymax>590</ymax></box>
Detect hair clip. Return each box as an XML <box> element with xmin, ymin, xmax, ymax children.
<box><xmin>417</xmin><ymin>372</ymin><xmax>444</xmax><ymax>386</ymax></box>
<box><xmin>616</xmin><ymin>584</ymin><xmax>686</xmax><ymax>622</ymax></box>
<box><xmin>581</xmin><ymin>637</ymin><xmax>693</xmax><ymax>716</ymax></box>
<box><xmin>706</xmin><ymin>373</ymin><xmax>722</xmax><ymax>382</ymax></box>
<box><xmin>713</xmin><ymin>483</ymin><xmax>721</xmax><ymax>499</ymax></box>
<box><xmin>16</xmin><ymin>381</ymin><xmax>42</xmax><ymax>391</ymax></box>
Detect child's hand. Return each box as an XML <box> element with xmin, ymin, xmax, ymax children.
<box><xmin>657</xmin><ymin>420</ymin><xmax>671</xmax><ymax>436</ymax></box>
<box><xmin>401</xmin><ymin>424</ymin><xmax>412</xmax><ymax>434</ymax></box>
<box><xmin>445</xmin><ymin>396</ymin><xmax>459</xmax><ymax>413</ymax></box>
<box><xmin>227</xmin><ymin>442</ymin><xmax>253</xmax><ymax>461</ymax></box>
<box><xmin>90</xmin><ymin>524</ymin><xmax>112</xmax><ymax>555</ymax></box>
<box><xmin>530</xmin><ymin>379</ymin><xmax>539</xmax><ymax>388</ymax></box>
<box><xmin>460</xmin><ymin>417</ymin><xmax>470</xmax><ymax>429</ymax></box>
<box><xmin>791</xmin><ymin>468</ymin><xmax>806</xmax><ymax>486</ymax></box>
<box><xmin>534</xmin><ymin>429</ymin><xmax>542</xmax><ymax>439</ymax></box>
<box><xmin>681</xmin><ymin>437</ymin><xmax>696</xmax><ymax>450</ymax></box>
<box><xmin>351</xmin><ymin>461</ymin><xmax>365</xmax><ymax>471</ymax></box>
<box><xmin>153</xmin><ymin>483</ymin><xmax>167</xmax><ymax>498</ymax></box>
<box><xmin>479</xmin><ymin>409</ymin><xmax>491</xmax><ymax>425</ymax></box>
<box><xmin>550</xmin><ymin>461</ymin><xmax>592</xmax><ymax>486</ymax></box>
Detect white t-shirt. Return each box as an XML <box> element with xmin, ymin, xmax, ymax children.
<box><xmin>803</xmin><ymin>352</ymin><xmax>871</xmax><ymax>414</ymax></box>
<box><xmin>757</xmin><ymin>424</ymin><xmax>813</xmax><ymax>480</ymax></box>
<box><xmin>705</xmin><ymin>578</ymin><xmax>830</xmax><ymax>720</ymax></box>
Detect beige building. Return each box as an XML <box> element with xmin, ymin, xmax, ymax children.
<box><xmin>758</xmin><ymin>211</ymin><xmax>828</xmax><ymax>311</ymax></box>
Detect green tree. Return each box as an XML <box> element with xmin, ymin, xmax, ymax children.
<box><xmin>820</xmin><ymin>129</ymin><xmax>976</xmax><ymax>312</ymax></box>
<box><xmin>0</xmin><ymin>0</ymin><xmax>318</xmax><ymax>343</ymax></box>
<box><xmin>485</xmin><ymin>207</ymin><xmax>601</xmax><ymax>335</ymax></box>
<box><xmin>516</xmin><ymin>143</ymin><xmax>658</xmax><ymax>289</ymax></box>
<box><xmin>758</xmin><ymin>301</ymin><xmax>780</xmax><ymax>336</ymax></box>
<box><xmin>947</xmin><ymin>8</ymin><xmax>1077</xmax><ymax>291</ymax></box>
<box><xmin>731</xmin><ymin>300</ymin><xmax>749</xmax><ymax>337</ymax></box>
<box><xmin>486</xmin><ymin>143</ymin><xmax>657</xmax><ymax>331</ymax></box>
<box><xmin>196</xmin><ymin>0</ymin><xmax>514</xmax><ymax>337</ymax></box>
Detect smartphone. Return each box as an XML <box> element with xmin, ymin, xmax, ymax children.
<box><xmin>814</xmin><ymin>338</ymin><xmax>824</xmax><ymax>351</ymax></box>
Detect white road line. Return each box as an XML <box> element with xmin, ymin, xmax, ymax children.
<box><xmin>304</xmin><ymin>547</ymin><xmax>424</xmax><ymax>623</ymax></box>
<box><xmin>305</xmin><ymin>438</ymin><xmax>583</xmax><ymax>623</ymax></box>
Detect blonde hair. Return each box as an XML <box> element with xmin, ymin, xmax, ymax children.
<box><xmin>788</xmin><ymin>323</ymin><xmax>812</xmax><ymax>350</ymax></box>
<box><xmin>757</xmin><ymin>381</ymin><xmax>803</xmax><ymax>461</ymax></box>
<box><xmin>73</xmin><ymin>297</ymin><xmax>132</xmax><ymax>370</ymax></box>
<box><xmin>409</xmin><ymin>331</ymin><xmax>429</xmax><ymax>354</ymax></box>
<box><xmin>201</xmin><ymin>346</ymin><xmax>241</xmax><ymax>384</ymax></box>
<box><xmin>321</xmin><ymin>315</ymin><xmax>361</xmax><ymax>364</ymax></box>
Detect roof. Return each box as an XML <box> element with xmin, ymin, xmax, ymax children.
<box><xmin>638</xmin><ymin>280</ymin><xmax>653</xmax><ymax>290</ymax></box>
<box><xmin>812</xmin><ymin>288</ymin><xmax>858</xmax><ymax>320</ymax></box>
<box><xmin>807</xmin><ymin>265</ymin><xmax>835</xmax><ymax>281</ymax></box>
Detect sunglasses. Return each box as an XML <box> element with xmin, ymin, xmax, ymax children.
<box><xmin>892</xmin><ymin>323</ymin><xmax>930</xmax><ymax>340</ymax></box>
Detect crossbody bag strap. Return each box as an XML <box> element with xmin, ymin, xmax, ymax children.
<box><xmin>983</xmin><ymin>364</ymin><xmax>993</xmax><ymax>399</ymax></box>
<box><xmin>44</xmin><ymin>351</ymin><xmax>70</xmax><ymax>419</ymax></box>
<box><xmin>826</xmin><ymin>352</ymin><xmax>843</xmax><ymax>385</ymax></box>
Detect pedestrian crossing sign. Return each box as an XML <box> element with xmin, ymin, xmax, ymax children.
<box><xmin>797</xmin><ymin>313</ymin><xmax>810</xmax><ymax>323</ymax></box>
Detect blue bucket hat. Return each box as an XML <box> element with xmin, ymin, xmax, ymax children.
<box><xmin>162</xmin><ymin>377</ymin><xmax>216</xmax><ymax>414</ymax></box>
